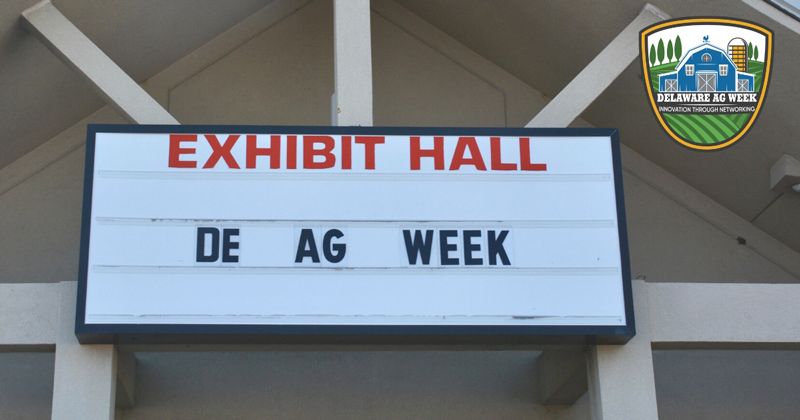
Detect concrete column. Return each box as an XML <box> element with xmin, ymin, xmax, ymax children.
<box><xmin>333</xmin><ymin>0</ymin><xmax>373</xmax><ymax>126</ymax></box>
<box><xmin>586</xmin><ymin>280</ymin><xmax>658</xmax><ymax>420</ymax></box>
<box><xmin>51</xmin><ymin>282</ymin><xmax>117</xmax><ymax>420</ymax></box>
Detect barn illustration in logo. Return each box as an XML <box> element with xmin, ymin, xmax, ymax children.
<box><xmin>640</xmin><ymin>18</ymin><xmax>773</xmax><ymax>150</ymax></box>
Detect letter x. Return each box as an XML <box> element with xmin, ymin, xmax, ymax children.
<box><xmin>203</xmin><ymin>135</ymin><xmax>241</xmax><ymax>168</ymax></box>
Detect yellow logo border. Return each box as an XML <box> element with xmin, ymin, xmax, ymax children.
<box><xmin>640</xmin><ymin>18</ymin><xmax>773</xmax><ymax>150</ymax></box>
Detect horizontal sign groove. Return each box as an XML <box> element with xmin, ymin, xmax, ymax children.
<box><xmin>97</xmin><ymin>170</ymin><xmax>612</xmax><ymax>182</ymax></box>
<box><xmin>91</xmin><ymin>265</ymin><xmax>620</xmax><ymax>276</ymax></box>
<box><xmin>93</xmin><ymin>217</ymin><xmax>617</xmax><ymax>228</ymax></box>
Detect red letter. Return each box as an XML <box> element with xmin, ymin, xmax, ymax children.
<box><xmin>303</xmin><ymin>136</ymin><xmax>336</xmax><ymax>169</ymax></box>
<box><xmin>169</xmin><ymin>134</ymin><xmax>197</xmax><ymax>168</ymax></box>
<box><xmin>449</xmin><ymin>137</ymin><xmax>486</xmax><ymax>171</ymax></box>
<box><xmin>355</xmin><ymin>136</ymin><xmax>384</xmax><ymax>170</ymax></box>
<box><xmin>519</xmin><ymin>138</ymin><xmax>547</xmax><ymax>171</ymax></box>
<box><xmin>410</xmin><ymin>136</ymin><xmax>444</xmax><ymax>170</ymax></box>
<box><xmin>203</xmin><ymin>135</ymin><xmax>240</xmax><ymax>169</ymax></box>
<box><xmin>246</xmin><ymin>135</ymin><xmax>281</xmax><ymax>169</ymax></box>
<box><xmin>341</xmin><ymin>136</ymin><xmax>352</xmax><ymax>170</ymax></box>
<box><xmin>490</xmin><ymin>137</ymin><xmax>517</xmax><ymax>170</ymax></box>
<box><xmin>287</xmin><ymin>136</ymin><xmax>297</xmax><ymax>169</ymax></box>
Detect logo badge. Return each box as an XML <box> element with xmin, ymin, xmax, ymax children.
<box><xmin>640</xmin><ymin>18</ymin><xmax>773</xmax><ymax>150</ymax></box>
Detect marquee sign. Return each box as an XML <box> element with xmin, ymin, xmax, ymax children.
<box><xmin>76</xmin><ymin>125</ymin><xmax>633</xmax><ymax>345</ymax></box>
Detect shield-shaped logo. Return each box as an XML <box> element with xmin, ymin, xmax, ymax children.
<box><xmin>640</xmin><ymin>18</ymin><xmax>773</xmax><ymax>150</ymax></box>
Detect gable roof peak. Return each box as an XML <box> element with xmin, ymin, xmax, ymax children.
<box><xmin>674</xmin><ymin>42</ymin><xmax>733</xmax><ymax>70</ymax></box>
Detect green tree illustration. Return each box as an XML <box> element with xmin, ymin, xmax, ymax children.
<box><xmin>675</xmin><ymin>36</ymin><xmax>682</xmax><ymax>61</ymax></box>
<box><xmin>754</xmin><ymin>45</ymin><xmax>759</xmax><ymax>61</ymax></box>
<box><xmin>667</xmin><ymin>40</ymin><xmax>673</xmax><ymax>62</ymax></box>
<box><xmin>650</xmin><ymin>44</ymin><xmax>656</xmax><ymax>67</ymax></box>
<box><xmin>748</xmin><ymin>42</ymin><xmax>753</xmax><ymax>59</ymax></box>
<box><xmin>657</xmin><ymin>39</ymin><xmax>665</xmax><ymax>65</ymax></box>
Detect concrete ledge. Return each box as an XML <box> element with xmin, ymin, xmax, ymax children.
<box><xmin>0</xmin><ymin>283</ymin><xmax>59</xmax><ymax>347</ymax></box>
<box><xmin>648</xmin><ymin>282</ymin><xmax>800</xmax><ymax>347</ymax></box>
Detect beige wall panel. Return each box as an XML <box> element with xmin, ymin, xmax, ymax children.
<box><xmin>0</xmin><ymin>147</ymin><xmax>85</xmax><ymax>283</ymax></box>
<box><xmin>753</xmin><ymin>193</ymin><xmax>800</xmax><ymax>254</ymax></box>
<box><xmin>168</xmin><ymin>0</ymin><xmax>506</xmax><ymax>128</ymax></box>
<box><xmin>623</xmin><ymin>172</ymin><xmax>797</xmax><ymax>283</ymax></box>
<box><xmin>168</xmin><ymin>0</ymin><xmax>334</xmax><ymax>126</ymax></box>
<box><xmin>654</xmin><ymin>350</ymin><xmax>800</xmax><ymax>420</ymax></box>
<box><xmin>0</xmin><ymin>352</ymin><xmax>54</xmax><ymax>420</ymax></box>
<box><xmin>118</xmin><ymin>351</ymin><xmax>587</xmax><ymax>420</ymax></box>
<box><xmin>0</xmin><ymin>106</ymin><xmax>125</xmax><ymax>284</ymax></box>
<box><xmin>371</xmin><ymin>13</ymin><xmax>505</xmax><ymax>127</ymax></box>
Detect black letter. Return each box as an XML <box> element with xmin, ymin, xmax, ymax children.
<box><xmin>403</xmin><ymin>230</ymin><xmax>434</xmax><ymax>265</ymax></box>
<box><xmin>222</xmin><ymin>228</ymin><xmax>239</xmax><ymax>263</ymax></box>
<box><xmin>196</xmin><ymin>227</ymin><xmax>219</xmax><ymax>262</ymax></box>
<box><xmin>439</xmin><ymin>230</ymin><xmax>459</xmax><ymax>266</ymax></box>
<box><xmin>488</xmin><ymin>230</ymin><xmax>510</xmax><ymax>265</ymax></box>
<box><xmin>463</xmin><ymin>230</ymin><xmax>483</xmax><ymax>265</ymax></box>
<box><xmin>295</xmin><ymin>229</ymin><xmax>320</xmax><ymax>263</ymax></box>
<box><xmin>323</xmin><ymin>229</ymin><xmax>346</xmax><ymax>263</ymax></box>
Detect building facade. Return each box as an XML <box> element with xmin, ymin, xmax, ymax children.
<box><xmin>2</xmin><ymin>1</ymin><xmax>800</xmax><ymax>419</ymax></box>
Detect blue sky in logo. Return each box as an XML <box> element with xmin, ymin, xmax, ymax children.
<box><xmin>646</xmin><ymin>24</ymin><xmax>766</xmax><ymax>62</ymax></box>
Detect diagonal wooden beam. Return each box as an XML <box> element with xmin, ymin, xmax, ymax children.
<box><xmin>22</xmin><ymin>0</ymin><xmax>178</xmax><ymax>125</ymax></box>
<box><xmin>526</xmin><ymin>4</ymin><xmax>669</xmax><ymax>128</ymax></box>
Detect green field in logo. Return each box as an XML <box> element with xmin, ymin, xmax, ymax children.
<box><xmin>648</xmin><ymin>61</ymin><xmax>764</xmax><ymax>144</ymax></box>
